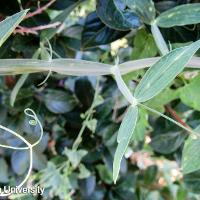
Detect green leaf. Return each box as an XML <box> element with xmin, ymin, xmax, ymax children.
<box><xmin>39</xmin><ymin>162</ymin><xmax>72</xmax><ymax>199</ymax></box>
<box><xmin>0</xmin><ymin>10</ymin><xmax>28</xmax><ymax>47</ymax></box>
<box><xmin>96</xmin><ymin>0</ymin><xmax>140</xmax><ymax>31</ymax></box>
<box><xmin>122</xmin><ymin>0</ymin><xmax>156</xmax><ymax>24</ymax></box>
<box><xmin>134</xmin><ymin>108</ymin><xmax>149</xmax><ymax>142</ymax></box>
<box><xmin>11</xmin><ymin>151</ymin><xmax>29</xmax><ymax>175</ymax></box>
<box><xmin>44</xmin><ymin>89</ymin><xmax>76</xmax><ymax>114</ymax></box>
<box><xmin>32</xmin><ymin>149</ymin><xmax>47</xmax><ymax>170</ymax></box>
<box><xmin>146</xmin><ymin>191</ymin><xmax>164</xmax><ymax>200</ymax></box>
<box><xmin>132</xmin><ymin>28</ymin><xmax>158</xmax><ymax>59</ymax></box>
<box><xmin>63</xmin><ymin>148</ymin><xmax>87</xmax><ymax>168</ymax></box>
<box><xmin>156</xmin><ymin>3</ymin><xmax>200</xmax><ymax>28</ymax></box>
<box><xmin>78</xmin><ymin>164</ymin><xmax>91</xmax><ymax>179</ymax></box>
<box><xmin>11</xmin><ymin>148</ymin><xmax>47</xmax><ymax>175</ymax></box>
<box><xmin>96</xmin><ymin>164</ymin><xmax>113</xmax><ymax>184</ymax></box>
<box><xmin>85</xmin><ymin>119</ymin><xmax>97</xmax><ymax>133</ymax></box>
<box><xmin>182</xmin><ymin>126</ymin><xmax>200</xmax><ymax>174</ymax></box>
<box><xmin>150</xmin><ymin>131</ymin><xmax>186</xmax><ymax>154</ymax></box>
<box><xmin>0</xmin><ymin>158</ymin><xmax>9</xmax><ymax>183</ymax></box>
<box><xmin>81</xmin><ymin>12</ymin><xmax>129</xmax><ymax>49</ymax></box>
<box><xmin>113</xmin><ymin>105</ymin><xmax>138</xmax><ymax>183</ymax></box>
<box><xmin>51</xmin><ymin>0</ymin><xmax>83</xmax><ymax>10</ymax></box>
<box><xmin>184</xmin><ymin>170</ymin><xmax>200</xmax><ymax>193</ymax></box>
<box><xmin>179</xmin><ymin>74</ymin><xmax>200</xmax><ymax>111</ymax></box>
<box><xmin>10</xmin><ymin>74</ymin><xmax>29</xmax><ymax>107</ymax></box>
<box><xmin>41</xmin><ymin>1</ymin><xmax>82</xmax><ymax>41</ymax></box>
<box><xmin>145</xmin><ymin>88</ymin><xmax>179</xmax><ymax>113</ymax></box>
<box><xmin>134</xmin><ymin>40</ymin><xmax>200</xmax><ymax>102</ymax></box>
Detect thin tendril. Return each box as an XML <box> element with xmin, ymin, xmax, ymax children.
<box><xmin>38</xmin><ymin>39</ymin><xmax>52</xmax><ymax>86</ymax></box>
<box><xmin>0</xmin><ymin>108</ymin><xmax>43</xmax><ymax>197</ymax></box>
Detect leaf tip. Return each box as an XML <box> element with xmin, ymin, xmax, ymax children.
<box><xmin>113</xmin><ymin>173</ymin><xmax>118</xmax><ymax>184</ymax></box>
<box><xmin>113</xmin><ymin>163</ymin><xmax>119</xmax><ymax>184</ymax></box>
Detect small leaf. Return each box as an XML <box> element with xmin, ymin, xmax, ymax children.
<box><xmin>44</xmin><ymin>89</ymin><xmax>76</xmax><ymax>114</ymax></box>
<box><xmin>145</xmin><ymin>88</ymin><xmax>179</xmax><ymax>113</ymax></box>
<box><xmin>0</xmin><ymin>10</ymin><xmax>28</xmax><ymax>47</ymax></box>
<box><xmin>32</xmin><ymin>149</ymin><xmax>47</xmax><ymax>170</ymax></box>
<box><xmin>113</xmin><ymin>105</ymin><xmax>138</xmax><ymax>183</ymax></box>
<box><xmin>150</xmin><ymin>131</ymin><xmax>186</xmax><ymax>154</ymax></box>
<box><xmin>156</xmin><ymin>3</ymin><xmax>200</xmax><ymax>28</ymax></box>
<box><xmin>85</xmin><ymin>119</ymin><xmax>97</xmax><ymax>133</ymax></box>
<box><xmin>134</xmin><ymin>40</ymin><xmax>200</xmax><ymax>102</ymax></box>
<box><xmin>134</xmin><ymin>108</ymin><xmax>149</xmax><ymax>142</ymax></box>
<box><xmin>132</xmin><ymin>28</ymin><xmax>158</xmax><ymax>59</ymax></box>
<box><xmin>96</xmin><ymin>0</ymin><xmax>140</xmax><ymax>31</ymax></box>
<box><xmin>82</xmin><ymin>12</ymin><xmax>129</xmax><ymax>49</ymax></box>
<box><xmin>75</xmin><ymin>77</ymin><xmax>94</xmax><ymax>109</ymax></box>
<box><xmin>11</xmin><ymin>151</ymin><xmax>29</xmax><ymax>175</ymax></box>
<box><xmin>182</xmin><ymin>126</ymin><xmax>200</xmax><ymax>174</ymax></box>
<box><xmin>96</xmin><ymin>164</ymin><xmax>113</xmax><ymax>184</ymax></box>
<box><xmin>63</xmin><ymin>148</ymin><xmax>87</xmax><ymax>168</ymax></box>
<box><xmin>184</xmin><ymin>170</ymin><xmax>200</xmax><ymax>193</ymax></box>
<box><xmin>93</xmin><ymin>95</ymin><xmax>104</xmax><ymax>107</ymax></box>
<box><xmin>39</xmin><ymin>162</ymin><xmax>71</xmax><ymax>199</ymax></box>
<box><xmin>78</xmin><ymin>164</ymin><xmax>91</xmax><ymax>179</ymax></box>
<box><xmin>122</xmin><ymin>0</ymin><xmax>156</xmax><ymax>24</ymax></box>
<box><xmin>41</xmin><ymin>1</ymin><xmax>82</xmax><ymax>41</ymax></box>
<box><xmin>51</xmin><ymin>0</ymin><xmax>83</xmax><ymax>10</ymax></box>
<box><xmin>180</xmin><ymin>74</ymin><xmax>200</xmax><ymax>111</ymax></box>
<box><xmin>0</xmin><ymin>158</ymin><xmax>9</xmax><ymax>183</ymax></box>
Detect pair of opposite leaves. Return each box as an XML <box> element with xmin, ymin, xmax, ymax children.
<box><xmin>113</xmin><ymin>39</ymin><xmax>200</xmax><ymax>183</ymax></box>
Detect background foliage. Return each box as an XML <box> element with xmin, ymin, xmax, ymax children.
<box><xmin>0</xmin><ymin>0</ymin><xmax>200</xmax><ymax>199</ymax></box>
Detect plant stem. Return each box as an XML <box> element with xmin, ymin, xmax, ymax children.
<box><xmin>72</xmin><ymin>79</ymin><xmax>100</xmax><ymax>150</ymax></box>
<box><xmin>139</xmin><ymin>103</ymin><xmax>195</xmax><ymax>135</ymax></box>
<box><xmin>24</xmin><ymin>0</ymin><xmax>56</xmax><ymax>19</ymax></box>
<box><xmin>0</xmin><ymin>58</ymin><xmax>200</xmax><ymax>76</ymax></box>
<box><xmin>14</xmin><ymin>22</ymin><xmax>61</xmax><ymax>35</ymax></box>
<box><xmin>111</xmin><ymin>64</ymin><xmax>137</xmax><ymax>106</ymax></box>
<box><xmin>151</xmin><ymin>23</ymin><xmax>169</xmax><ymax>55</ymax></box>
<box><xmin>165</xmin><ymin>105</ymin><xmax>190</xmax><ymax>129</ymax></box>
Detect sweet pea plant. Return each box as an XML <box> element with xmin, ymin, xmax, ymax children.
<box><xmin>1</xmin><ymin>0</ymin><xmax>200</xmax><ymax>199</ymax></box>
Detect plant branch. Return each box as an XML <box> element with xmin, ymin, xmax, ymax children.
<box><xmin>25</xmin><ymin>0</ymin><xmax>56</xmax><ymax>19</ymax></box>
<box><xmin>14</xmin><ymin>22</ymin><xmax>61</xmax><ymax>35</ymax></box>
<box><xmin>139</xmin><ymin>103</ymin><xmax>195</xmax><ymax>135</ymax></box>
<box><xmin>165</xmin><ymin>105</ymin><xmax>190</xmax><ymax>129</ymax></box>
<box><xmin>151</xmin><ymin>23</ymin><xmax>169</xmax><ymax>55</ymax></box>
<box><xmin>111</xmin><ymin>64</ymin><xmax>137</xmax><ymax>106</ymax></box>
<box><xmin>0</xmin><ymin>57</ymin><xmax>200</xmax><ymax>76</ymax></box>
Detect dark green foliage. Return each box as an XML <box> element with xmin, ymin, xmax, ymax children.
<box><xmin>0</xmin><ymin>0</ymin><xmax>200</xmax><ymax>200</ymax></box>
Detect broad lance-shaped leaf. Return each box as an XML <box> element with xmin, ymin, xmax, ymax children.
<box><xmin>96</xmin><ymin>0</ymin><xmax>140</xmax><ymax>31</ymax></box>
<box><xmin>182</xmin><ymin>126</ymin><xmax>200</xmax><ymax>174</ymax></box>
<box><xmin>113</xmin><ymin>106</ymin><xmax>138</xmax><ymax>183</ymax></box>
<box><xmin>122</xmin><ymin>0</ymin><xmax>156</xmax><ymax>24</ymax></box>
<box><xmin>0</xmin><ymin>10</ymin><xmax>28</xmax><ymax>47</ymax></box>
<box><xmin>134</xmin><ymin>39</ymin><xmax>200</xmax><ymax>102</ymax></box>
<box><xmin>156</xmin><ymin>3</ymin><xmax>200</xmax><ymax>28</ymax></box>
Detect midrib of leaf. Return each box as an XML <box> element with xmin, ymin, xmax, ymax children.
<box><xmin>113</xmin><ymin>0</ymin><xmax>126</xmax><ymax>18</ymax></box>
<box><xmin>135</xmin><ymin>47</ymin><xmax>185</xmax><ymax>97</ymax></box>
<box><xmin>135</xmin><ymin>40</ymin><xmax>200</xmax><ymax>100</ymax></box>
<box><xmin>0</xmin><ymin>10</ymin><xmax>28</xmax><ymax>47</ymax></box>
